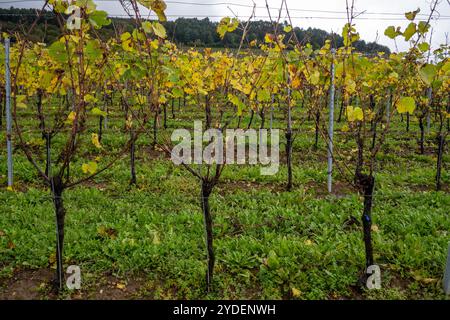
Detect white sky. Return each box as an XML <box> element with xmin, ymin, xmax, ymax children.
<box><xmin>1</xmin><ymin>0</ymin><xmax>449</xmax><ymax>51</ymax></box>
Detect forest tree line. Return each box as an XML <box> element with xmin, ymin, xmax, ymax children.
<box><xmin>0</xmin><ymin>7</ymin><xmax>390</xmax><ymax>54</ymax></box>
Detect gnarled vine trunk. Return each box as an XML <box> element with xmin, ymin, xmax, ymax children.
<box><xmin>247</xmin><ymin>109</ymin><xmax>254</xmax><ymax>129</ymax></box>
<box><xmin>205</xmin><ymin>95</ymin><xmax>212</xmax><ymax>129</ymax></box>
<box><xmin>314</xmin><ymin>111</ymin><xmax>320</xmax><ymax>149</ymax></box>
<box><xmin>171</xmin><ymin>98</ymin><xmax>175</xmax><ymax>119</ymax></box>
<box><xmin>286</xmin><ymin>79</ymin><xmax>293</xmax><ymax>191</ymax></box>
<box><xmin>0</xmin><ymin>89</ymin><xmax>3</xmax><ymax>127</ymax></box>
<box><xmin>419</xmin><ymin>116</ymin><xmax>425</xmax><ymax>155</ymax></box>
<box><xmin>260</xmin><ymin>107</ymin><xmax>265</xmax><ymax>130</ymax></box>
<box><xmin>201</xmin><ymin>181</ymin><xmax>215</xmax><ymax>292</ymax></box>
<box><xmin>406</xmin><ymin>112</ymin><xmax>410</xmax><ymax>132</ymax></box>
<box><xmin>356</xmin><ymin>173</ymin><xmax>375</xmax><ymax>282</ymax></box>
<box><xmin>163</xmin><ymin>103</ymin><xmax>167</xmax><ymax>129</ymax></box>
<box><xmin>436</xmin><ymin>133</ymin><xmax>445</xmax><ymax>191</ymax></box>
<box><xmin>153</xmin><ymin>108</ymin><xmax>159</xmax><ymax>149</ymax></box>
<box><xmin>286</xmin><ymin>129</ymin><xmax>293</xmax><ymax>191</ymax></box>
<box><xmin>51</xmin><ymin>176</ymin><xmax>66</xmax><ymax>292</ymax></box>
<box><xmin>99</xmin><ymin>116</ymin><xmax>104</xmax><ymax>142</ymax></box>
<box><xmin>130</xmin><ymin>131</ymin><xmax>137</xmax><ymax>186</ymax></box>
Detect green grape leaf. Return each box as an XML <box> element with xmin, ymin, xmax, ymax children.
<box><xmin>417</xmin><ymin>21</ymin><xmax>430</xmax><ymax>35</ymax></box>
<box><xmin>257</xmin><ymin>89</ymin><xmax>271</xmax><ymax>102</ymax></box>
<box><xmin>89</xmin><ymin>10</ymin><xmax>111</xmax><ymax>29</ymax></box>
<box><xmin>419</xmin><ymin>64</ymin><xmax>437</xmax><ymax>85</ymax></box>
<box><xmin>172</xmin><ymin>87</ymin><xmax>184</xmax><ymax>98</ymax></box>
<box><xmin>217</xmin><ymin>17</ymin><xmax>238</xmax><ymax>39</ymax></box>
<box><xmin>403</xmin><ymin>22</ymin><xmax>417</xmax><ymax>41</ymax></box>
<box><xmin>85</xmin><ymin>40</ymin><xmax>102</xmax><ymax>60</ymax></box>
<box><xmin>142</xmin><ymin>21</ymin><xmax>152</xmax><ymax>33</ymax></box>
<box><xmin>442</xmin><ymin>61</ymin><xmax>450</xmax><ymax>75</ymax></box>
<box><xmin>384</xmin><ymin>26</ymin><xmax>400</xmax><ymax>39</ymax></box>
<box><xmin>396</xmin><ymin>97</ymin><xmax>416</xmax><ymax>114</ymax></box>
<box><xmin>137</xmin><ymin>0</ymin><xmax>167</xmax><ymax>21</ymax></box>
<box><xmin>152</xmin><ymin>22</ymin><xmax>167</xmax><ymax>38</ymax></box>
<box><xmin>228</xmin><ymin>93</ymin><xmax>245</xmax><ymax>116</ymax></box>
<box><xmin>405</xmin><ymin>8</ymin><xmax>420</xmax><ymax>21</ymax></box>
<box><xmin>418</xmin><ymin>42</ymin><xmax>430</xmax><ymax>52</ymax></box>
<box><xmin>266</xmin><ymin>250</ymin><xmax>280</xmax><ymax>269</ymax></box>
<box><xmin>48</xmin><ymin>41</ymin><xmax>68</xmax><ymax>63</ymax></box>
<box><xmin>283</xmin><ymin>25</ymin><xmax>292</xmax><ymax>33</ymax></box>
<box><xmin>81</xmin><ymin>161</ymin><xmax>98</xmax><ymax>175</ymax></box>
<box><xmin>91</xmin><ymin>107</ymin><xmax>107</xmax><ymax>117</ymax></box>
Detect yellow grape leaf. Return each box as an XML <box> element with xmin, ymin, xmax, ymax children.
<box><xmin>346</xmin><ymin>106</ymin><xmax>363</xmax><ymax>122</ymax></box>
<box><xmin>158</xmin><ymin>95</ymin><xmax>167</xmax><ymax>104</ymax></box>
<box><xmin>365</xmin><ymin>109</ymin><xmax>375</xmax><ymax>121</ymax></box>
<box><xmin>81</xmin><ymin>161</ymin><xmax>98</xmax><ymax>175</ymax></box>
<box><xmin>152</xmin><ymin>22</ymin><xmax>166</xmax><ymax>39</ymax></box>
<box><xmin>283</xmin><ymin>25</ymin><xmax>292</xmax><ymax>33</ymax></box>
<box><xmin>308</xmin><ymin>70</ymin><xmax>320</xmax><ymax>85</ymax></box>
<box><xmin>6</xmin><ymin>186</ymin><xmax>14</xmax><ymax>192</ymax></box>
<box><xmin>120</xmin><ymin>32</ymin><xmax>131</xmax><ymax>41</ymax></box>
<box><xmin>122</xmin><ymin>39</ymin><xmax>133</xmax><ymax>52</ymax></box>
<box><xmin>291</xmin><ymin>76</ymin><xmax>301</xmax><ymax>89</ymax></box>
<box><xmin>142</xmin><ymin>21</ymin><xmax>152</xmax><ymax>33</ymax></box>
<box><xmin>16</xmin><ymin>95</ymin><xmax>27</xmax><ymax>109</ymax></box>
<box><xmin>66</xmin><ymin>111</ymin><xmax>77</xmax><ymax>124</ymax></box>
<box><xmin>292</xmin><ymin>287</ymin><xmax>302</xmax><ymax>298</ymax></box>
<box><xmin>342</xmin><ymin>23</ymin><xmax>360</xmax><ymax>46</ymax></box>
<box><xmin>150</xmin><ymin>39</ymin><xmax>159</xmax><ymax>49</ymax></box>
<box><xmin>121</xmin><ymin>32</ymin><xmax>133</xmax><ymax>51</ymax></box>
<box><xmin>405</xmin><ymin>8</ymin><xmax>420</xmax><ymax>21</ymax></box>
<box><xmin>132</xmin><ymin>29</ymin><xmax>146</xmax><ymax>41</ymax></box>
<box><xmin>126</xmin><ymin>115</ymin><xmax>133</xmax><ymax>129</ymax></box>
<box><xmin>151</xmin><ymin>0</ymin><xmax>167</xmax><ymax>21</ymax></box>
<box><xmin>137</xmin><ymin>0</ymin><xmax>167</xmax><ymax>21</ymax></box>
<box><xmin>116</xmin><ymin>282</ymin><xmax>126</xmax><ymax>290</ymax></box>
<box><xmin>264</xmin><ymin>33</ymin><xmax>274</xmax><ymax>43</ymax></box>
<box><xmin>345</xmin><ymin>78</ymin><xmax>356</xmax><ymax>93</ymax></box>
<box><xmin>217</xmin><ymin>17</ymin><xmax>230</xmax><ymax>39</ymax></box>
<box><xmin>341</xmin><ymin>124</ymin><xmax>350</xmax><ymax>132</ymax></box>
<box><xmin>217</xmin><ymin>17</ymin><xmax>238</xmax><ymax>39</ymax></box>
<box><xmin>396</xmin><ymin>97</ymin><xmax>415</xmax><ymax>114</ymax></box>
<box><xmin>91</xmin><ymin>107</ymin><xmax>107</xmax><ymax>117</ymax></box>
<box><xmin>91</xmin><ymin>133</ymin><xmax>102</xmax><ymax>149</ymax></box>
<box><xmin>84</xmin><ymin>94</ymin><xmax>97</xmax><ymax>103</ymax></box>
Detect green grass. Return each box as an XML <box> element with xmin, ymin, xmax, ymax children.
<box><xmin>0</xmin><ymin>103</ymin><xmax>449</xmax><ymax>300</ymax></box>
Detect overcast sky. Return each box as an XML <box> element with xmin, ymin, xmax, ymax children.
<box><xmin>1</xmin><ymin>0</ymin><xmax>449</xmax><ymax>51</ymax></box>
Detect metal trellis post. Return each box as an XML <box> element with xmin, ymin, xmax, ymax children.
<box><xmin>5</xmin><ymin>37</ymin><xmax>13</xmax><ymax>188</ymax></box>
<box><xmin>327</xmin><ymin>49</ymin><xmax>336</xmax><ymax>193</ymax></box>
